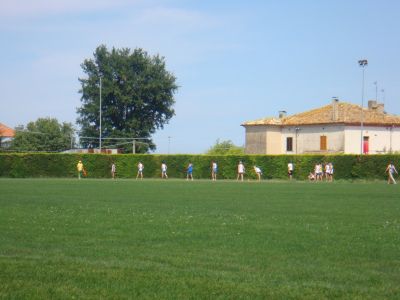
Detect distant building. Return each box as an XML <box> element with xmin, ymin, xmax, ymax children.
<box><xmin>242</xmin><ymin>99</ymin><xmax>400</xmax><ymax>155</ymax></box>
<box><xmin>0</xmin><ymin>123</ymin><xmax>15</xmax><ymax>148</ymax></box>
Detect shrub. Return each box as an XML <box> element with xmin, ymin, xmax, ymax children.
<box><xmin>0</xmin><ymin>153</ymin><xmax>398</xmax><ymax>180</ymax></box>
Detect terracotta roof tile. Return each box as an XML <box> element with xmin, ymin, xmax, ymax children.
<box><xmin>0</xmin><ymin>123</ymin><xmax>15</xmax><ymax>137</ymax></box>
<box><xmin>242</xmin><ymin>101</ymin><xmax>400</xmax><ymax>126</ymax></box>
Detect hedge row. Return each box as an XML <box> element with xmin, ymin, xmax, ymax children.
<box><xmin>0</xmin><ymin>153</ymin><xmax>398</xmax><ymax>180</ymax></box>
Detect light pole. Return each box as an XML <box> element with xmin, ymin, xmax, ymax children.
<box><xmin>295</xmin><ymin>127</ymin><xmax>300</xmax><ymax>154</ymax></box>
<box><xmin>374</xmin><ymin>81</ymin><xmax>378</xmax><ymax>101</ymax></box>
<box><xmin>99</xmin><ymin>77</ymin><xmax>102</xmax><ymax>152</ymax></box>
<box><xmin>167</xmin><ymin>136</ymin><xmax>171</xmax><ymax>154</ymax></box>
<box><xmin>381</xmin><ymin>89</ymin><xmax>385</xmax><ymax>106</ymax></box>
<box><xmin>358</xmin><ymin>59</ymin><xmax>368</xmax><ymax>155</ymax></box>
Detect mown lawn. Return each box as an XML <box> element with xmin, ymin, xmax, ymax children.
<box><xmin>0</xmin><ymin>178</ymin><xmax>399</xmax><ymax>299</ymax></box>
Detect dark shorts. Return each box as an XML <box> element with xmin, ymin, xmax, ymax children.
<box><xmin>288</xmin><ymin>171</ymin><xmax>293</xmax><ymax>175</ymax></box>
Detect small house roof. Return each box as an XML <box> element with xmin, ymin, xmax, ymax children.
<box><xmin>242</xmin><ymin>101</ymin><xmax>400</xmax><ymax>127</ymax></box>
<box><xmin>0</xmin><ymin>123</ymin><xmax>15</xmax><ymax>137</ymax></box>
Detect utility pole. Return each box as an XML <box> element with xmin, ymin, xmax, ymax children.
<box><xmin>99</xmin><ymin>77</ymin><xmax>102</xmax><ymax>152</ymax></box>
<box><xmin>358</xmin><ymin>59</ymin><xmax>368</xmax><ymax>155</ymax></box>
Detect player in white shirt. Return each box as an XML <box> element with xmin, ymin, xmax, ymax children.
<box><xmin>161</xmin><ymin>162</ymin><xmax>168</xmax><ymax>179</ymax></box>
<box><xmin>111</xmin><ymin>162</ymin><xmax>116</xmax><ymax>179</ymax></box>
<box><xmin>325</xmin><ymin>163</ymin><xmax>330</xmax><ymax>181</ymax></box>
<box><xmin>385</xmin><ymin>162</ymin><xmax>398</xmax><ymax>184</ymax></box>
<box><xmin>237</xmin><ymin>161</ymin><xmax>245</xmax><ymax>181</ymax></box>
<box><xmin>253</xmin><ymin>166</ymin><xmax>262</xmax><ymax>181</ymax></box>
<box><xmin>288</xmin><ymin>162</ymin><xmax>294</xmax><ymax>180</ymax></box>
<box><xmin>211</xmin><ymin>161</ymin><xmax>218</xmax><ymax>181</ymax></box>
<box><xmin>136</xmin><ymin>162</ymin><xmax>144</xmax><ymax>180</ymax></box>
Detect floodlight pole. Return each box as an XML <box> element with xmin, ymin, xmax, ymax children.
<box><xmin>358</xmin><ymin>59</ymin><xmax>368</xmax><ymax>155</ymax></box>
<box><xmin>374</xmin><ymin>81</ymin><xmax>378</xmax><ymax>101</ymax></box>
<box><xmin>99</xmin><ymin>77</ymin><xmax>102</xmax><ymax>152</ymax></box>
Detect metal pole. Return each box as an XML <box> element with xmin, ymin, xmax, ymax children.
<box><xmin>358</xmin><ymin>59</ymin><xmax>368</xmax><ymax>155</ymax></box>
<box><xmin>167</xmin><ymin>136</ymin><xmax>171</xmax><ymax>154</ymax></box>
<box><xmin>374</xmin><ymin>81</ymin><xmax>378</xmax><ymax>101</ymax></box>
<box><xmin>99</xmin><ymin>77</ymin><xmax>102</xmax><ymax>152</ymax></box>
<box><xmin>132</xmin><ymin>139</ymin><xmax>136</xmax><ymax>154</ymax></box>
<box><xmin>360</xmin><ymin>67</ymin><xmax>365</xmax><ymax>155</ymax></box>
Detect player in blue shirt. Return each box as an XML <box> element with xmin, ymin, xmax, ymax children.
<box><xmin>187</xmin><ymin>162</ymin><xmax>194</xmax><ymax>181</ymax></box>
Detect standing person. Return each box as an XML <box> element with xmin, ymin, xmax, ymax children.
<box><xmin>385</xmin><ymin>162</ymin><xmax>398</xmax><ymax>184</ymax></box>
<box><xmin>287</xmin><ymin>162</ymin><xmax>294</xmax><ymax>180</ymax></box>
<box><xmin>136</xmin><ymin>161</ymin><xmax>144</xmax><ymax>180</ymax></box>
<box><xmin>315</xmin><ymin>163</ymin><xmax>323</xmax><ymax>181</ymax></box>
<box><xmin>237</xmin><ymin>161</ymin><xmax>245</xmax><ymax>181</ymax></box>
<box><xmin>329</xmin><ymin>163</ymin><xmax>334</xmax><ymax>182</ymax></box>
<box><xmin>186</xmin><ymin>162</ymin><xmax>194</xmax><ymax>181</ymax></box>
<box><xmin>111</xmin><ymin>162</ymin><xmax>116</xmax><ymax>179</ymax></box>
<box><xmin>161</xmin><ymin>161</ymin><xmax>168</xmax><ymax>179</ymax></box>
<box><xmin>77</xmin><ymin>160</ymin><xmax>84</xmax><ymax>180</ymax></box>
<box><xmin>211</xmin><ymin>161</ymin><xmax>218</xmax><ymax>181</ymax></box>
<box><xmin>253</xmin><ymin>166</ymin><xmax>262</xmax><ymax>181</ymax></box>
<box><xmin>325</xmin><ymin>163</ymin><xmax>330</xmax><ymax>181</ymax></box>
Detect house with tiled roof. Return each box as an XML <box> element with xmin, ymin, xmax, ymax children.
<box><xmin>0</xmin><ymin>123</ymin><xmax>15</xmax><ymax>148</ymax></box>
<box><xmin>241</xmin><ymin>99</ymin><xmax>400</xmax><ymax>154</ymax></box>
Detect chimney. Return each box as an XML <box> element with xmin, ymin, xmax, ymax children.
<box><xmin>278</xmin><ymin>110</ymin><xmax>287</xmax><ymax>118</ymax></box>
<box><xmin>331</xmin><ymin>97</ymin><xmax>339</xmax><ymax>121</ymax></box>
<box><xmin>368</xmin><ymin>100</ymin><xmax>384</xmax><ymax>113</ymax></box>
<box><xmin>368</xmin><ymin>100</ymin><xmax>377</xmax><ymax>109</ymax></box>
<box><xmin>376</xmin><ymin>103</ymin><xmax>384</xmax><ymax>113</ymax></box>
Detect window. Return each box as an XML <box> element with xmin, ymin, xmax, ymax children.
<box><xmin>286</xmin><ymin>137</ymin><xmax>293</xmax><ymax>152</ymax></box>
<box><xmin>320</xmin><ymin>136</ymin><xmax>327</xmax><ymax>151</ymax></box>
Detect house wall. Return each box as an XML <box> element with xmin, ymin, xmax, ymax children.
<box><xmin>281</xmin><ymin>125</ymin><xmax>345</xmax><ymax>154</ymax></box>
<box><xmin>244</xmin><ymin>126</ymin><xmax>267</xmax><ymax>154</ymax></box>
<box><xmin>344</xmin><ymin>126</ymin><xmax>400</xmax><ymax>154</ymax></box>
<box><xmin>266</xmin><ymin>127</ymin><xmax>282</xmax><ymax>154</ymax></box>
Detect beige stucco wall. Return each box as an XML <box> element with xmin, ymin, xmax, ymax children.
<box><xmin>266</xmin><ymin>127</ymin><xmax>282</xmax><ymax>154</ymax></box>
<box><xmin>281</xmin><ymin>125</ymin><xmax>345</xmax><ymax>154</ymax></box>
<box><xmin>344</xmin><ymin>126</ymin><xmax>400</xmax><ymax>154</ymax></box>
<box><xmin>244</xmin><ymin>126</ymin><xmax>267</xmax><ymax>154</ymax></box>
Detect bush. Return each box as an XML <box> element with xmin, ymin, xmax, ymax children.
<box><xmin>0</xmin><ymin>153</ymin><xmax>398</xmax><ymax>180</ymax></box>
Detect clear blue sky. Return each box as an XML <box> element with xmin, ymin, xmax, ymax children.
<box><xmin>1</xmin><ymin>0</ymin><xmax>399</xmax><ymax>153</ymax></box>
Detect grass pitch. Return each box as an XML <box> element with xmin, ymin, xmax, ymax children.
<box><xmin>0</xmin><ymin>178</ymin><xmax>399</xmax><ymax>299</ymax></box>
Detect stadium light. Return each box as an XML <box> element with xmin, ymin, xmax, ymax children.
<box><xmin>358</xmin><ymin>59</ymin><xmax>368</xmax><ymax>155</ymax></box>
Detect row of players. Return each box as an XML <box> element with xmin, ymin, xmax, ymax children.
<box><xmin>76</xmin><ymin>160</ymin><xmax>263</xmax><ymax>181</ymax></box>
<box><xmin>76</xmin><ymin>160</ymin><xmax>398</xmax><ymax>184</ymax></box>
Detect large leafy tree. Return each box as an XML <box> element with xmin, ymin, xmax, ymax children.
<box><xmin>77</xmin><ymin>45</ymin><xmax>178</xmax><ymax>153</ymax></box>
<box><xmin>11</xmin><ymin>118</ymin><xmax>75</xmax><ymax>152</ymax></box>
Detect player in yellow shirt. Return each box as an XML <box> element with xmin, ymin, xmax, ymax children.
<box><xmin>77</xmin><ymin>160</ymin><xmax>84</xmax><ymax>179</ymax></box>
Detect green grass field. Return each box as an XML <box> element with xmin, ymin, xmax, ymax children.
<box><xmin>0</xmin><ymin>179</ymin><xmax>399</xmax><ymax>299</ymax></box>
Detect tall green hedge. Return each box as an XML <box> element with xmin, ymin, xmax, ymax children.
<box><xmin>0</xmin><ymin>153</ymin><xmax>398</xmax><ymax>180</ymax></box>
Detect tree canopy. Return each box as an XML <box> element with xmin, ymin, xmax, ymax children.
<box><xmin>11</xmin><ymin>118</ymin><xmax>74</xmax><ymax>152</ymax></box>
<box><xmin>77</xmin><ymin>45</ymin><xmax>178</xmax><ymax>153</ymax></box>
<box><xmin>205</xmin><ymin>139</ymin><xmax>244</xmax><ymax>155</ymax></box>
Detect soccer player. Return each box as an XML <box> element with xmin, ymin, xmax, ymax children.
<box><xmin>287</xmin><ymin>162</ymin><xmax>294</xmax><ymax>180</ymax></box>
<box><xmin>211</xmin><ymin>161</ymin><xmax>218</xmax><ymax>181</ymax></box>
<box><xmin>161</xmin><ymin>161</ymin><xmax>168</xmax><ymax>179</ymax></box>
<box><xmin>111</xmin><ymin>162</ymin><xmax>116</xmax><ymax>179</ymax></box>
<box><xmin>329</xmin><ymin>163</ymin><xmax>334</xmax><ymax>182</ymax></box>
<box><xmin>77</xmin><ymin>160</ymin><xmax>84</xmax><ymax>180</ymax></box>
<box><xmin>253</xmin><ymin>165</ymin><xmax>262</xmax><ymax>181</ymax></box>
<box><xmin>186</xmin><ymin>162</ymin><xmax>193</xmax><ymax>181</ymax></box>
<box><xmin>237</xmin><ymin>161</ymin><xmax>245</xmax><ymax>181</ymax></box>
<box><xmin>137</xmin><ymin>161</ymin><xmax>144</xmax><ymax>180</ymax></box>
<box><xmin>385</xmin><ymin>162</ymin><xmax>398</xmax><ymax>184</ymax></box>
